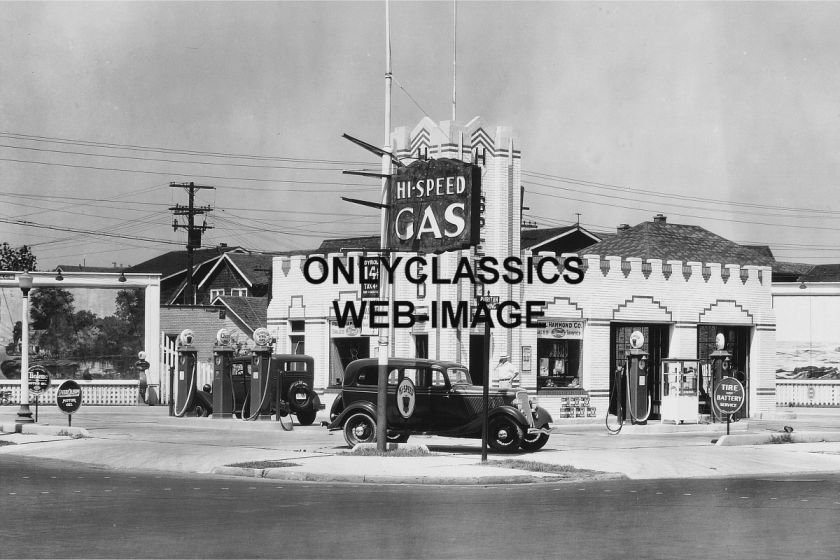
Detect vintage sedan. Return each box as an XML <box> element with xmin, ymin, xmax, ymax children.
<box><xmin>328</xmin><ymin>358</ymin><xmax>552</xmax><ymax>453</ymax></box>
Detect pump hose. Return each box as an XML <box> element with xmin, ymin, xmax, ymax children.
<box><xmin>241</xmin><ymin>374</ymin><xmax>294</xmax><ymax>431</ymax></box>
<box><xmin>605</xmin><ymin>366</ymin><xmax>624</xmax><ymax>435</ymax></box>
<box><xmin>173</xmin><ymin>363</ymin><xmax>197</xmax><ymax>418</ymax></box>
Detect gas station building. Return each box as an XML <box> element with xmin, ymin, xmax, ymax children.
<box><xmin>267</xmin><ymin>117</ymin><xmax>776</xmax><ymax>422</ymax></box>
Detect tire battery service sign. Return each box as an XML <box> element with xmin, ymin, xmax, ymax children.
<box><xmin>537</xmin><ymin>321</ymin><xmax>584</xmax><ymax>339</ymax></box>
<box><xmin>386</xmin><ymin>158</ymin><xmax>481</xmax><ymax>253</ymax></box>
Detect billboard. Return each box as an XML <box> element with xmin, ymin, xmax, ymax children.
<box><xmin>386</xmin><ymin>158</ymin><xmax>481</xmax><ymax>253</ymax></box>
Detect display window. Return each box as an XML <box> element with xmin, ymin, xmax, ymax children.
<box><xmin>536</xmin><ymin>339</ymin><xmax>582</xmax><ymax>391</ymax></box>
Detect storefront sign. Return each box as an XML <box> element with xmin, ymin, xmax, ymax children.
<box><xmin>330</xmin><ymin>321</ymin><xmax>376</xmax><ymax>338</ymax></box>
<box><xmin>386</xmin><ymin>158</ymin><xmax>481</xmax><ymax>253</ymax></box>
<box><xmin>537</xmin><ymin>321</ymin><xmax>584</xmax><ymax>339</ymax></box>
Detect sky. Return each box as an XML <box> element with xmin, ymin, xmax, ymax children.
<box><xmin>1</xmin><ymin>1</ymin><xmax>839</xmax><ymax>271</ymax></box>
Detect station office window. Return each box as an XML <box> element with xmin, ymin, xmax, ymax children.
<box><xmin>289</xmin><ymin>320</ymin><xmax>305</xmax><ymax>370</ymax></box>
<box><xmin>536</xmin><ymin>339</ymin><xmax>581</xmax><ymax>390</ymax></box>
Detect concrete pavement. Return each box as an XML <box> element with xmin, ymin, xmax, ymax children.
<box><xmin>2</xmin><ymin>405</ymin><xmax>840</xmax><ymax>484</ymax></box>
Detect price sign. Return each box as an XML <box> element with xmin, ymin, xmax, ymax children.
<box><xmin>28</xmin><ymin>365</ymin><xmax>51</xmax><ymax>395</ymax></box>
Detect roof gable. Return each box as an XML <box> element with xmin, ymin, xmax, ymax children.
<box><xmin>213</xmin><ymin>296</ymin><xmax>268</xmax><ymax>333</ymax></box>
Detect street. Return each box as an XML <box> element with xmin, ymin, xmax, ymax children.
<box><xmin>2</xmin><ymin>455</ymin><xmax>839</xmax><ymax>559</ymax></box>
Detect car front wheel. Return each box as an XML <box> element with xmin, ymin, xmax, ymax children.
<box><xmin>520</xmin><ymin>427</ymin><xmax>550</xmax><ymax>452</ymax></box>
<box><xmin>343</xmin><ymin>412</ymin><xmax>377</xmax><ymax>447</ymax></box>
<box><xmin>488</xmin><ymin>416</ymin><xmax>524</xmax><ymax>453</ymax></box>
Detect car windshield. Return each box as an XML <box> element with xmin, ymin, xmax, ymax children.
<box><xmin>448</xmin><ymin>367</ymin><xmax>471</xmax><ymax>385</ymax></box>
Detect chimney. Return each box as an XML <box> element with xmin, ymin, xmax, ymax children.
<box><xmin>653</xmin><ymin>214</ymin><xmax>667</xmax><ymax>224</ymax></box>
<box><xmin>617</xmin><ymin>224</ymin><xmax>630</xmax><ymax>233</ymax></box>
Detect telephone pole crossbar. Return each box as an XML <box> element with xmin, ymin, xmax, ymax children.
<box><xmin>169</xmin><ymin>182</ymin><xmax>215</xmax><ymax>305</ymax></box>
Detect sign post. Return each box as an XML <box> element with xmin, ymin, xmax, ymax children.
<box><xmin>27</xmin><ymin>365</ymin><xmax>50</xmax><ymax>423</ymax></box>
<box><xmin>712</xmin><ymin>376</ymin><xmax>745</xmax><ymax>435</ymax></box>
<box><xmin>55</xmin><ymin>379</ymin><xmax>83</xmax><ymax>427</ymax></box>
<box><xmin>478</xmin><ymin>294</ymin><xmax>500</xmax><ymax>462</ymax></box>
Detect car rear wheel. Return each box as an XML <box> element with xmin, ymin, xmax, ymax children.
<box><xmin>488</xmin><ymin>416</ymin><xmax>524</xmax><ymax>453</ymax></box>
<box><xmin>192</xmin><ymin>404</ymin><xmax>209</xmax><ymax>417</ymax></box>
<box><xmin>296</xmin><ymin>409</ymin><xmax>317</xmax><ymax>426</ymax></box>
<box><xmin>343</xmin><ymin>412</ymin><xmax>377</xmax><ymax>447</ymax></box>
<box><xmin>520</xmin><ymin>428</ymin><xmax>550</xmax><ymax>452</ymax></box>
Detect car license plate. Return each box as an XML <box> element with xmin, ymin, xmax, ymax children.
<box><xmin>296</xmin><ymin>393</ymin><xmax>306</xmax><ymax>400</ymax></box>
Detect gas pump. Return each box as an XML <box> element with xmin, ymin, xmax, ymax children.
<box><xmin>174</xmin><ymin>329</ymin><xmax>197</xmax><ymax>417</ymax></box>
<box><xmin>246</xmin><ymin>327</ymin><xmax>274</xmax><ymax>421</ymax></box>
<box><xmin>211</xmin><ymin>328</ymin><xmax>235</xmax><ymax>419</ymax></box>
<box><xmin>606</xmin><ymin>330</ymin><xmax>651</xmax><ymax>434</ymax></box>
<box><xmin>709</xmin><ymin>333</ymin><xmax>732</xmax><ymax>421</ymax></box>
<box><xmin>626</xmin><ymin>332</ymin><xmax>652</xmax><ymax>425</ymax></box>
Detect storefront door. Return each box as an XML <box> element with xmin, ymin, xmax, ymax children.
<box><xmin>610</xmin><ymin>324</ymin><xmax>670</xmax><ymax>420</ymax></box>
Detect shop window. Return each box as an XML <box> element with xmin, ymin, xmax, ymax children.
<box><xmin>537</xmin><ymin>339</ymin><xmax>581</xmax><ymax>390</ymax></box>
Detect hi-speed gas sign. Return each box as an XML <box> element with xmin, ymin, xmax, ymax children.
<box><xmin>386</xmin><ymin>158</ymin><xmax>481</xmax><ymax>253</ymax></box>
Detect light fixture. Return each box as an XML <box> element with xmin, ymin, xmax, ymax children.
<box><xmin>799</xmin><ymin>281</ymin><xmax>807</xmax><ymax>290</ymax></box>
<box><xmin>55</xmin><ymin>268</ymin><xmax>64</xmax><ymax>281</ymax></box>
<box><xmin>18</xmin><ymin>271</ymin><xmax>33</xmax><ymax>295</ymax></box>
<box><xmin>118</xmin><ymin>272</ymin><xmax>127</xmax><ymax>282</ymax></box>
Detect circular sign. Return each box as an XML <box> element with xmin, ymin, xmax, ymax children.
<box><xmin>715</xmin><ymin>333</ymin><xmax>726</xmax><ymax>350</ymax></box>
<box><xmin>179</xmin><ymin>329</ymin><xmax>195</xmax><ymax>346</ymax></box>
<box><xmin>713</xmin><ymin>376</ymin><xmax>745</xmax><ymax>416</ymax></box>
<box><xmin>253</xmin><ymin>327</ymin><xmax>272</xmax><ymax>347</ymax></box>
<box><xmin>216</xmin><ymin>328</ymin><xmax>232</xmax><ymax>346</ymax></box>
<box><xmin>396</xmin><ymin>378</ymin><xmax>416</xmax><ymax>419</ymax></box>
<box><xmin>135</xmin><ymin>359</ymin><xmax>150</xmax><ymax>371</ymax></box>
<box><xmin>55</xmin><ymin>379</ymin><xmax>83</xmax><ymax>414</ymax></box>
<box><xmin>629</xmin><ymin>330</ymin><xmax>645</xmax><ymax>349</ymax></box>
<box><xmin>551</xmin><ymin>327</ymin><xmax>566</xmax><ymax>338</ymax></box>
<box><xmin>28</xmin><ymin>365</ymin><xmax>51</xmax><ymax>395</ymax></box>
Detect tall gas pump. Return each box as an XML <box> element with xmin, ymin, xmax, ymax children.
<box><xmin>709</xmin><ymin>333</ymin><xmax>732</xmax><ymax>420</ymax></box>
<box><xmin>174</xmin><ymin>329</ymin><xmax>197</xmax><ymax>417</ymax></box>
<box><xmin>606</xmin><ymin>330</ymin><xmax>651</xmax><ymax>434</ymax></box>
<box><xmin>625</xmin><ymin>331</ymin><xmax>651</xmax><ymax>425</ymax></box>
<box><xmin>212</xmin><ymin>328</ymin><xmax>235</xmax><ymax>418</ymax></box>
<box><xmin>247</xmin><ymin>327</ymin><xmax>274</xmax><ymax>421</ymax></box>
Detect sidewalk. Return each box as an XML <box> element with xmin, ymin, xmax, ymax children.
<box><xmin>2</xmin><ymin>405</ymin><xmax>840</xmax><ymax>484</ymax></box>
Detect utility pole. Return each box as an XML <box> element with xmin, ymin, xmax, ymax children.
<box><xmin>169</xmin><ymin>182</ymin><xmax>214</xmax><ymax>305</ymax></box>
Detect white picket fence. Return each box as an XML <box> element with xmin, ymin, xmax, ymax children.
<box><xmin>0</xmin><ymin>380</ymin><xmax>140</xmax><ymax>406</ymax></box>
<box><xmin>776</xmin><ymin>380</ymin><xmax>840</xmax><ymax>407</ymax></box>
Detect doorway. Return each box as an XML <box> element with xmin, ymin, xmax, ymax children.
<box><xmin>610</xmin><ymin>323</ymin><xmax>670</xmax><ymax>420</ymax></box>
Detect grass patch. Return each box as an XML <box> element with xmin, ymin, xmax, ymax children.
<box><xmin>0</xmin><ymin>440</ymin><xmax>15</xmax><ymax>447</ymax></box>
<box><xmin>56</xmin><ymin>430</ymin><xmax>87</xmax><ymax>439</ymax></box>
<box><xmin>344</xmin><ymin>446</ymin><xmax>432</xmax><ymax>457</ymax></box>
<box><xmin>228</xmin><ymin>460</ymin><xmax>300</xmax><ymax>469</ymax></box>
<box><xmin>488</xmin><ymin>459</ymin><xmax>588</xmax><ymax>474</ymax></box>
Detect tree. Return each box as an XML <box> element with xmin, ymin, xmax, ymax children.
<box><xmin>0</xmin><ymin>243</ymin><xmax>36</xmax><ymax>271</ymax></box>
<box><xmin>29</xmin><ymin>287</ymin><xmax>75</xmax><ymax>357</ymax></box>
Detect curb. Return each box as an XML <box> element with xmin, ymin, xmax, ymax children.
<box><xmin>210</xmin><ymin>464</ymin><xmax>629</xmax><ymax>485</ymax></box>
<box><xmin>715</xmin><ymin>430</ymin><xmax>840</xmax><ymax>446</ymax></box>
<box><xmin>0</xmin><ymin>422</ymin><xmax>91</xmax><ymax>438</ymax></box>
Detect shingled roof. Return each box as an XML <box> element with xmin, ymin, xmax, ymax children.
<box><xmin>799</xmin><ymin>264</ymin><xmax>840</xmax><ymax>282</ymax></box>
<box><xmin>213</xmin><ymin>296</ymin><xmax>268</xmax><ymax>333</ymax></box>
<box><xmin>126</xmin><ymin>246</ymin><xmax>245</xmax><ymax>278</ymax></box>
<box><xmin>579</xmin><ymin>217</ymin><xmax>775</xmax><ymax>266</ymax></box>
